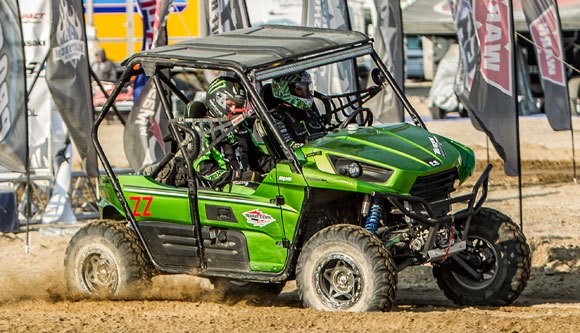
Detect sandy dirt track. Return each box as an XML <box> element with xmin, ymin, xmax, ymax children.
<box><xmin>1</xmin><ymin>93</ymin><xmax>580</xmax><ymax>332</ymax></box>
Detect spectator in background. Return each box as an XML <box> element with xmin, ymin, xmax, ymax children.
<box><xmin>92</xmin><ymin>49</ymin><xmax>117</xmax><ymax>82</ymax></box>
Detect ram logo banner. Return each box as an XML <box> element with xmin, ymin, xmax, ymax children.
<box><xmin>242</xmin><ymin>209</ymin><xmax>276</xmax><ymax>228</ymax></box>
<box><xmin>53</xmin><ymin>0</ymin><xmax>85</xmax><ymax>68</ymax></box>
<box><xmin>454</xmin><ymin>0</ymin><xmax>478</xmax><ymax>93</ymax></box>
<box><xmin>0</xmin><ymin>0</ymin><xmax>27</xmax><ymax>172</ymax></box>
<box><xmin>473</xmin><ymin>0</ymin><xmax>513</xmax><ymax>96</ymax></box>
<box><xmin>522</xmin><ymin>1</ymin><xmax>570</xmax><ymax>131</ymax></box>
<box><xmin>452</xmin><ymin>0</ymin><xmax>518</xmax><ymax>176</ymax></box>
<box><xmin>47</xmin><ymin>0</ymin><xmax>97</xmax><ymax>176</ymax></box>
<box><xmin>529</xmin><ymin>6</ymin><xmax>565</xmax><ymax>86</ymax></box>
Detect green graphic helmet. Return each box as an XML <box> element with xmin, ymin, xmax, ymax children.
<box><xmin>206</xmin><ymin>76</ymin><xmax>247</xmax><ymax>118</ymax></box>
<box><xmin>272</xmin><ymin>71</ymin><xmax>314</xmax><ymax>111</ymax></box>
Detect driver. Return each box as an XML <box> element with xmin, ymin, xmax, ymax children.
<box><xmin>270</xmin><ymin>71</ymin><xmax>326</xmax><ymax>149</ymax></box>
<box><xmin>195</xmin><ymin>76</ymin><xmax>277</xmax><ymax>190</ymax></box>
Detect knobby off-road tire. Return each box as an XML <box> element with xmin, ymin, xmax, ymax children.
<box><xmin>433</xmin><ymin>207</ymin><xmax>531</xmax><ymax>306</ymax></box>
<box><xmin>296</xmin><ymin>224</ymin><xmax>397</xmax><ymax>312</ymax></box>
<box><xmin>64</xmin><ymin>220</ymin><xmax>152</xmax><ymax>298</ymax></box>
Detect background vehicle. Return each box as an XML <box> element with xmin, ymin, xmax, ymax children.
<box><xmin>65</xmin><ymin>25</ymin><xmax>530</xmax><ymax>312</ymax></box>
<box><xmin>405</xmin><ymin>35</ymin><xmax>424</xmax><ymax>80</ymax></box>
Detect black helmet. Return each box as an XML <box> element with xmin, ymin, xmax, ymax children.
<box><xmin>206</xmin><ymin>76</ymin><xmax>247</xmax><ymax>118</ymax></box>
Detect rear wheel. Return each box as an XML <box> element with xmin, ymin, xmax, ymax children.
<box><xmin>296</xmin><ymin>224</ymin><xmax>397</xmax><ymax>312</ymax></box>
<box><xmin>64</xmin><ymin>220</ymin><xmax>152</xmax><ymax>298</ymax></box>
<box><xmin>433</xmin><ymin>208</ymin><xmax>531</xmax><ymax>306</ymax></box>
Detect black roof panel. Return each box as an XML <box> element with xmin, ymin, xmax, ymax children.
<box><xmin>123</xmin><ymin>25</ymin><xmax>370</xmax><ymax>72</ymax></box>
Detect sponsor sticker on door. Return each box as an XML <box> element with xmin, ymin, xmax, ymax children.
<box><xmin>242</xmin><ymin>209</ymin><xmax>276</xmax><ymax>227</ymax></box>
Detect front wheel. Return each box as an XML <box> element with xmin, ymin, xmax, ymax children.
<box><xmin>64</xmin><ymin>220</ymin><xmax>152</xmax><ymax>298</ymax></box>
<box><xmin>296</xmin><ymin>225</ymin><xmax>397</xmax><ymax>312</ymax></box>
<box><xmin>433</xmin><ymin>208</ymin><xmax>531</xmax><ymax>306</ymax></box>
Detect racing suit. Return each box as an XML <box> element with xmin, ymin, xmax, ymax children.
<box><xmin>194</xmin><ymin>124</ymin><xmax>277</xmax><ymax>190</ymax></box>
<box><xmin>270</xmin><ymin>103</ymin><xmax>326</xmax><ymax>149</ymax></box>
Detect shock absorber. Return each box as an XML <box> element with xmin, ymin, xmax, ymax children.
<box><xmin>364</xmin><ymin>198</ymin><xmax>382</xmax><ymax>234</ymax></box>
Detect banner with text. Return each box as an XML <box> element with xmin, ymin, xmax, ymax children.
<box><xmin>0</xmin><ymin>0</ymin><xmax>28</xmax><ymax>172</ymax></box>
<box><xmin>124</xmin><ymin>0</ymin><xmax>173</xmax><ymax>172</ymax></box>
<box><xmin>522</xmin><ymin>0</ymin><xmax>570</xmax><ymax>131</ymax></box>
<box><xmin>302</xmin><ymin>0</ymin><xmax>358</xmax><ymax>98</ymax></box>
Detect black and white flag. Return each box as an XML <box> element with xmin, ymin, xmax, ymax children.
<box><xmin>46</xmin><ymin>0</ymin><xmax>96</xmax><ymax>175</ymax></box>
<box><xmin>368</xmin><ymin>0</ymin><xmax>404</xmax><ymax>122</ymax></box>
<box><xmin>207</xmin><ymin>0</ymin><xmax>251</xmax><ymax>34</ymax></box>
<box><xmin>302</xmin><ymin>0</ymin><xmax>358</xmax><ymax>97</ymax></box>
<box><xmin>0</xmin><ymin>0</ymin><xmax>28</xmax><ymax>172</ymax></box>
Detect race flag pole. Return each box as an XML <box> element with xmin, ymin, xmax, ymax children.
<box><xmin>516</xmin><ymin>32</ymin><xmax>578</xmax><ymax>183</ymax></box>
<box><xmin>510</xmin><ymin>1</ymin><xmax>523</xmax><ymax>230</ymax></box>
<box><xmin>486</xmin><ymin>137</ymin><xmax>490</xmax><ymax>166</ymax></box>
<box><xmin>555</xmin><ymin>0</ymin><xmax>577</xmax><ymax>183</ymax></box>
<box><xmin>18</xmin><ymin>1</ymin><xmax>32</xmax><ymax>254</ymax></box>
<box><xmin>570</xmin><ymin>120</ymin><xmax>577</xmax><ymax>183</ymax></box>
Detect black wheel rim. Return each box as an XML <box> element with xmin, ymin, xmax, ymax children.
<box><xmin>314</xmin><ymin>253</ymin><xmax>363</xmax><ymax>309</ymax></box>
<box><xmin>81</xmin><ymin>249</ymin><xmax>119</xmax><ymax>295</ymax></box>
<box><xmin>453</xmin><ymin>236</ymin><xmax>499</xmax><ymax>290</ymax></box>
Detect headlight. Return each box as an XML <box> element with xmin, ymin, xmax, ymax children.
<box><xmin>329</xmin><ymin>155</ymin><xmax>393</xmax><ymax>183</ymax></box>
<box><xmin>346</xmin><ymin>162</ymin><xmax>362</xmax><ymax>178</ymax></box>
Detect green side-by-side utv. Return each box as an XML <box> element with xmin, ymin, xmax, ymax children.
<box><xmin>65</xmin><ymin>25</ymin><xmax>530</xmax><ymax>311</ymax></box>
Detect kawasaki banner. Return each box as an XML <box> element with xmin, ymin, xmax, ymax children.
<box><xmin>20</xmin><ymin>0</ymin><xmax>51</xmax><ymax>65</ymax></box>
<box><xmin>0</xmin><ymin>0</ymin><xmax>27</xmax><ymax>172</ymax></box>
<box><xmin>302</xmin><ymin>0</ymin><xmax>358</xmax><ymax>97</ymax></box>
<box><xmin>368</xmin><ymin>0</ymin><xmax>404</xmax><ymax>123</ymax></box>
<box><xmin>124</xmin><ymin>0</ymin><xmax>173</xmax><ymax>172</ymax></box>
<box><xmin>455</xmin><ymin>0</ymin><xmax>518</xmax><ymax>176</ymax></box>
<box><xmin>46</xmin><ymin>0</ymin><xmax>96</xmax><ymax>176</ymax></box>
<box><xmin>522</xmin><ymin>0</ymin><xmax>570</xmax><ymax>131</ymax></box>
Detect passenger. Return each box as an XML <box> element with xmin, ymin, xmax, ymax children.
<box><xmin>270</xmin><ymin>71</ymin><xmax>326</xmax><ymax>148</ymax></box>
<box><xmin>195</xmin><ymin>76</ymin><xmax>278</xmax><ymax>190</ymax></box>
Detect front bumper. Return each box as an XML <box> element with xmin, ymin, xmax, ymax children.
<box><xmin>374</xmin><ymin>164</ymin><xmax>492</xmax><ymax>258</ymax></box>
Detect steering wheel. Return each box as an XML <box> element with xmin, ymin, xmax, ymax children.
<box><xmin>338</xmin><ymin>107</ymin><xmax>374</xmax><ymax>129</ymax></box>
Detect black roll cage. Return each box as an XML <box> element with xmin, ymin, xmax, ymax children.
<box><xmin>91</xmin><ymin>38</ymin><xmax>433</xmax><ymax>279</ymax></box>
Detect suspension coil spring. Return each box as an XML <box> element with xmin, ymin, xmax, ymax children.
<box><xmin>364</xmin><ymin>199</ymin><xmax>382</xmax><ymax>234</ymax></box>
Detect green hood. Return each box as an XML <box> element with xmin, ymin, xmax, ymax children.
<box><xmin>304</xmin><ymin>123</ymin><xmax>474</xmax><ymax>180</ymax></box>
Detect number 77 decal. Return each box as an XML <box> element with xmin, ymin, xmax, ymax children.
<box><xmin>129</xmin><ymin>196</ymin><xmax>153</xmax><ymax>217</ymax></box>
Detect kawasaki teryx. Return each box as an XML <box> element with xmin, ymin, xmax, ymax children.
<box><xmin>65</xmin><ymin>25</ymin><xmax>530</xmax><ymax>311</ymax></box>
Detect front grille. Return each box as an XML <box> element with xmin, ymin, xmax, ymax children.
<box><xmin>410</xmin><ymin>168</ymin><xmax>458</xmax><ymax>216</ymax></box>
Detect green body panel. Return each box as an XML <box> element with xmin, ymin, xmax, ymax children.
<box><xmin>297</xmin><ymin>123</ymin><xmax>474</xmax><ymax>195</ymax></box>
<box><xmin>275</xmin><ymin>163</ymin><xmax>308</xmax><ymax>242</ymax></box>
<box><xmin>100</xmin><ymin>170</ymin><xmax>290</xmax><ymax>272</ymax></box>
<box><xmin>99</xmin><ymin>122</ymin><xmax>476</xmax><ymax>273</ymax></box>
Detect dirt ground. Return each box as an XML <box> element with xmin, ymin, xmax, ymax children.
<box><xmin>1</xmin><ymin>86</ymin><xmax>580</xmax><ymax>332</ymax></box>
